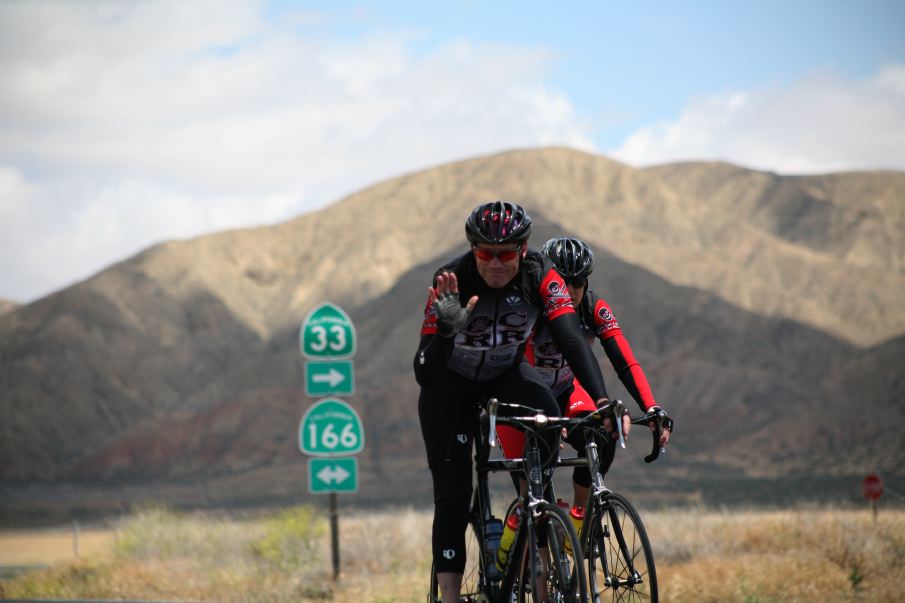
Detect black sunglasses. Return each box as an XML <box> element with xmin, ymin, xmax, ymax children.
<box><xmin>564</xmin><ymin>277</ymin><xmax>587</xmax><ymax>288</ymax></box>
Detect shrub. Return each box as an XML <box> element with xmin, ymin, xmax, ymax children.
<box><xmin>251</xmin><ymin>505</ymin><xmax>326</xmax><ymax>571</ymax></box>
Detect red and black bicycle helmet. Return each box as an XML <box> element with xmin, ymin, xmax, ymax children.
<box><xmin>542</xmin><ymin>237</ymin><xmax>594</xmax><ymax>280</ymax></box>
<box><xmin>465</xmin><ymin>201</ymin><xmax>532</xmax><ymax>245</ymax></box>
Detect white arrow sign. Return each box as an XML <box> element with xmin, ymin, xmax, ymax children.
<box><xmin>312</xmin><ymin>368</ymin><xmax>345</xmax><ymax>388</ymax></box>
<box><xmin>308</xmin><ymin>457</ymin><xmax>358</xmax><ymax>493</ymax></box>
<box><xmin>304</xmin><ymin>361</ymin><xmax>354</xmax><ymax>396</ymax></box>
<box><xmin>317</xmin><ymin>464</ymin><xmax>351</xmax><ymax>485</ymax></box>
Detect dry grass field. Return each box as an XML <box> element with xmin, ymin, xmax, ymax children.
<box><xmin>2</xmin><ymin>504</ymin><xmax>903</xmax><ymax>602</ymax></box>
<box><xmin>0</xmin><ymin>525</ymin><xmax>113</xmax><ymax>566</ymax></box>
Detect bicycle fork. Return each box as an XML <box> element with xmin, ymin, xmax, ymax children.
<box><xmin>584</xmin><ymin>437</ymin><xmax>644</xmax><ymax>590</ymax></box>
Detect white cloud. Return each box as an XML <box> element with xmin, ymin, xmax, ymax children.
<box><xmin>610</xmin><ymin>65</ymin><xmax>905</xmax><ymax>174</ymax></box>
<box><xmin>0</xmin><ymin>1</ymin><xmax>590</xmax><ymax>302</ymax></box>
<box><xmin>0</xmin><ymin>164</ymin><xmax>299</xmax><ymax>299</ymax></box>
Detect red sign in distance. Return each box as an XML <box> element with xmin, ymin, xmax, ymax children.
<box><xmin>863</xmin><ymin>474</ymin><xmax>884</xmax><ymax>501</ymax></box>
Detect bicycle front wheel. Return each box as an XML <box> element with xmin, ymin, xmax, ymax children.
<box><xmin>586</xmin><ymin>491</ymin><xmax>657</xmax><ymax>603</ymax></box>
<box><xmin>516</xmin><ymin>500</ymin><xmax>588</xmax><ymax>603</ymax></box>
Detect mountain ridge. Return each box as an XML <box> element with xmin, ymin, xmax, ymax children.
<box><xmin>1</xmin><ymin>147</ymin><xmax>903</xmax><ymax>514</ymax></box>
<box><xmin>0</xmin><ymin>298</ymin><xmax>19</xmax><ymax>316</ymax></box>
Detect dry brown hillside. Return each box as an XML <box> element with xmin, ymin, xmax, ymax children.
<box><xmin>72</xmin><ymin>148</ymin><xmax>905</xmax><ymax>347</ymax></box>
<box><xmin>1</xmin><ymin>147</ymin><xmax>903</xmax><ymax>518</ymax></box>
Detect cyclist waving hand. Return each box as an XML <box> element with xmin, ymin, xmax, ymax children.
<box><xmin>415</xmin><ymin>201</ymin><xmax>614</xmax><ymax>603</ymax></box>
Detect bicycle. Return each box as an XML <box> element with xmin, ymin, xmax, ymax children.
<box><xmin>559</xmin><ymin>401</ymin><xmax>673</xmax><ymax>603</ymax></box>
<box><xmin>428</xmin><ymin>398</ymin><xmax>589</xmax><ymax>603</ymax></box>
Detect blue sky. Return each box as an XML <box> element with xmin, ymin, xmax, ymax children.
<box><xmin>284</xmin><ymin>1</ymin><xmax>905</xmax><ymax>148</ymax></box>
<box><xmin>1</xmin><ymin>0</ymin><xmax>904</xmax><ymax>302</ymax></box>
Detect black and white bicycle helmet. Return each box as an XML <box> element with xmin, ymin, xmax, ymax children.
<box><xmin>542</xmin><ymin>237</ymin><xmax>594</xmax><ymax>280</ymax></box>
<box><xmin>465</xmin><ymin>201</ymin><xmax>532</xmax><ymax>245</ymax></box>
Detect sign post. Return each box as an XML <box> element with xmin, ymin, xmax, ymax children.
<box><xmin>863</xmin><ymin>474</ymin><xmax>884</xmax><ymax>520</ymax></box>
<box><xmin>299</xmin><ymin>302</ymin><xmax>363</xmax><ymax>581</ymax></box>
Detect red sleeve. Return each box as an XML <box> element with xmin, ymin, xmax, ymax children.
<box><xmin>591</xmin><ymin>297</ymin><xmax>621</xmax><ymax>338</ymax></box>
<box><xmin>594</xmin><ymin>297</ymin><xmax>657</xmax><ymax>410</ymax></box>
<box><xmin>420</xmin><ymin>295</ymin><xmax>438</xmax><ymax>336</ymax></box>
<box><xmin>539</xmin><ymin>269</ymin><xmax>575</xmax><ymax>321</ymax></box>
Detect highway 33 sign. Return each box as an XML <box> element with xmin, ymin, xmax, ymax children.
<box><xmin>300</xmin><ymin>302</ymin><xmax>356</xmax><ymax>359</ymax></box>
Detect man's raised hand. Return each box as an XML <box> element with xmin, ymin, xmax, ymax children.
<box><xmin>431</xmin><ymin>272</ymin><xmax>478</xmax><ymax>337</ymax></box>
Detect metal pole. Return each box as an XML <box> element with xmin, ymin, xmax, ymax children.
<box><xmin>72</xmin><ymin>519</ymin><xmax>80</xmax><ymax>558</ymax></box>
<box><xmin>330</xmin><ymin>492</ymin><xmax>340</xmax><ymax>580</ymax></box>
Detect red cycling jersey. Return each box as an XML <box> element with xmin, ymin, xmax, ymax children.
<box><xmin>527</xmin><ymin>289</ymin><xmax>657</xmax><ymax>410</ymax></box>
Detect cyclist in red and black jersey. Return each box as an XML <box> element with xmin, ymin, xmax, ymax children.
<box><xmin>497</xmin><ymin>237</ymin><xmax>672</xmax><ymax>517</ymax></box>
<box><xmin>415</xmin><ymin>203</ymin><xmax>624</xmax><ymax>603</ymax></box>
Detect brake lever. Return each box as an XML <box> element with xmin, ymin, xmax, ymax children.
<box><xmin>614</xmin><ymin>400</ymin><xmax>626</xmax><ymax>450</ymax></box>
<box><xmin>487</xmin><ymin>398</ymin><xmax>499</xmax><ymax>447</ymax></box>
<box><xmin>598</xmin><ymin>400</ymin><xmax>627</xmax><ymax>450</ymax></box>
<box><xmin>643</xmin><ymin>410</ymin><xmax>674</xmax><ymax>463</ymax></box>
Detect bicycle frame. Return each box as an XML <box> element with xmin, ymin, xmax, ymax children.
<box><xmin>504</xmin><ymin>405</ymin><xmax>665</xmax><ymax>596</ymax></box>
<box><xmin>432</xmin><ymin>398</ymin><xmax>666</xmax><ymax>603</ymax></box>
<box><xmin>463</xmin><ymin>401</ymin><xmax>585</xmax><ymax>602</ymax></box>
<box><xmin>469</xmin><ymin>412</ymin><xmax>534</xmax><ymax>600</ymax></box>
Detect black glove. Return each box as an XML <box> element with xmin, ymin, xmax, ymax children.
<box><xmin>433</xmin><ymin>290</ymin><xmax>471</xmax><ymax>337</ymax></box>
<box><xmin>644</xmin><ymin>406</ymin><xmax>674</xmax><ymax>432</ymax></box>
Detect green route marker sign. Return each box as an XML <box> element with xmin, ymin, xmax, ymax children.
<box><xmin>300</xmin><ymin>302</ymin><xmax>356</xmax><ymax>359</ymax></box>
<box><xmin>305</xmin><ymin>360</ymin><xmax>355</xmax><ymax>396</ymax></box>
<box><xmin>309</xmin><ymin>457</ymin><xmax>358</xmax><ymax>494</ymax></box>
<box><xmin>299</xmin><ymin>398</ymin><xmax>365</xmax><ymax>456</ymax></box>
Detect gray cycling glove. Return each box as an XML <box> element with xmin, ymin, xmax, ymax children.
<box><xmin>433</xmin><ymin>291</ymin><xmax>471</xmax><ymax>337</ymax></box>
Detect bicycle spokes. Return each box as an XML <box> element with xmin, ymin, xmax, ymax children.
<box><xmin>587</xmin><ymin>494</ymin><xmax>657</xmax><ymax>603</ymax></box>
<box><xmin>607</xmin><ymin>506</ymin><xmax>643</xmax><ymax>585</ymax></box>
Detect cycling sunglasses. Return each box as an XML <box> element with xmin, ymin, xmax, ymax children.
<box><xmin>472</xmin><ymin>245</ymin><xmax>522</xmax><ymax>262</ymax></box>
<box><xmin>564</xmin><ymin>277</ymin><xmax>587</xmax><ymax>289</ymax></box>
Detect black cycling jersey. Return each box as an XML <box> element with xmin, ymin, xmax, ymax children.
<box><xmin>414</xmin><ymin>249</ymin><xmax>609</xmax><ymax>401</ymax></box>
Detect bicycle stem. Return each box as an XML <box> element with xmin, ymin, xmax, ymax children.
<box><xmin>487</xmin><ymin>397</ymin><xmax>499</xmax><ymax>447</ymax></box>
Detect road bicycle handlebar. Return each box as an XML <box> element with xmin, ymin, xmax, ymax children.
<box><xmin>486</xmin><ymin>398</ymin><xmax>569</xmax><ymax>448</ymax></box>
<box><xmin>484</xmin><ymin>398</ymin><xmax>672</xmax><ymax>463</ymax></box>
<box><xmin>638</xmin><ymin>407</ymin><xmax>674</xmax><ymax>463</ymax></box>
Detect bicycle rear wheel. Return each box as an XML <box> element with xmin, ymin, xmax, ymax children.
<box><xmin>516</xmin><ymin>501</ymin><xmax>587</xmax><ymax>603</ymax></box>
<box><xmin>586</xmin><ymin>491</ymin><xmax>657</xmax><ymax>603</ymax></box>
<box><xmin>428</xmin><ymin>516</ymin><xmax>494</xmax><ymax>603</ymax></box>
